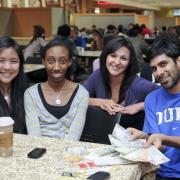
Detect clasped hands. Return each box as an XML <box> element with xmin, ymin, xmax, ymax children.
<box><xmin>99</xmin><ymin>99</ymin><xmax>143</xmax><ymax>115</ymax></box>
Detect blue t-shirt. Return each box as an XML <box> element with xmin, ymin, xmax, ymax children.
<box><xmin>144</xmin><ymin>87</ymin><xmax>180</xmax><ymax>178</ymax></box>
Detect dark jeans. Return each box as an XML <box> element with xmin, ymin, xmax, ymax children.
<box><xmin>156</xmin><ymin>175</ymin><xmax>180</xmax><ymax>180</ymax></box>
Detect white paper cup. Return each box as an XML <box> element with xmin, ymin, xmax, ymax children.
<box><xmin>0</xmin><ymin>117</ymin><xmax>14</xmax><ymax>157</ymax></box>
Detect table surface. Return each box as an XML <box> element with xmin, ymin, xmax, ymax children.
<box><xmin>24</xmin><ymin>64</ymin><xmax>44</xmax><ymax>73</ymax></box>
<box><xmin>0</xmin><ymin>134</ymin><xmax>157</xmax><ymax>180</ymax></box>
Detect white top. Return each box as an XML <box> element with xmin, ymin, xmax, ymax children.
<box><xmin>23</xmin><ymin>37</ymin><xmax>46</xmax><ymax>60</ymax></box>
<box><xmin>0</xmin><ymin>117</ymin><xmax>14</xmax><ymax>127</ymax></box>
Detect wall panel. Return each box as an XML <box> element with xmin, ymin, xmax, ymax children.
<box><xmin>12</xmin><ymin>8</ymin><xmax>52</xmax><ymax>37</ymax></box>
<box><xmin>72</xmin><ymin>13</ymin><xmax>135</xmax><ymax>29</ymax></box>
<box><xmin>0</xmin><ymin>8</ymin><xmax>13</xmax><ymax>35</ymax></box>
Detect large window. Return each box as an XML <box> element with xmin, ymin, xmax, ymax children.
<box><xmin>173</xmin><ymin>9</ymin><xmax>180</xmax><ymax>16</ymax></box>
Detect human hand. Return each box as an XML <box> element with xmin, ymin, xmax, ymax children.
<box><xmin>127</xmin><ymin>127</ymin><xmax>148</xmax><ymax>141</ymax></box>
<box><xmin>118</xmin><ymin>103</ymin><xmax>144</xmax><ymax>115</ymax></box>
<box><xmin>127</xmin><ymin>129</ymin><xmax>166</xmax><ymax>150</ymax></box>
<box><xmin>99</xmin><ymin>99</ymin><xmax>120</xmax><ymax>115</ymax></box>
<box><xmin>144</xmin><ymin>134</ymin><xmax>165</xmax><ymax>150</ymax></box>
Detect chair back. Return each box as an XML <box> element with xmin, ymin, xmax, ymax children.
<box><xmin>120</xmin><ymin>111</ymin><xmax>145</xmax><ymax>130</ymax></box>
<box><xmin>25</xmin><ymin>57</ymin><xmax>42</xmax><ymax>64</ymax></box>
<box><xmin>80</xmin><ymin>106</ymin><xmax>121</xmax><ymax>144</ymax></box>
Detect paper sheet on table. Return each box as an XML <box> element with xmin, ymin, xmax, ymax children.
<box><xmin>119</xmin><ymin>145</ymin><xmax>169</xmax><ymax>165</ymax></box>
<box><xmin>109</xmin><ymin>135</ymin><xmax>142</xmax><ymax>154</ymax></box>
<box><xmin>112</xmin><ymin>124</ymin><xmax>145</xmax><ymax>147</ymax></box>
<box><xmin>84</xmin><ymin>146</ymin><xmax>135</xmax><ymax>166</ymax></box>
<box><xmin>84</xmin><ymin>154</ymin><xmax>134</xmax><ymax>166</ymax></box>
<box><xmin>109</xmin><ymin>124</ymin><xmax>170</xmax><ymax>165</ymax></box>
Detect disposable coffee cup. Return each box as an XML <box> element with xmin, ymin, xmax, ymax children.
<box><xmin>0</xmin><ymin>117</ymin><xmax>14</xmax><ymax>157</ymax></box>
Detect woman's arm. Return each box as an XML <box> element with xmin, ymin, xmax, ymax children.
<box><xmin>118</xmin><ymin>102</ymin><xmax>144</xmax><ymax>115</ymax></box>
<box><xmin>24</xmin><ymin>88</ymin><xmax>41</xmax><ymax>136</ymax></box>
<box><xmin>84</xmin><ymin>71</ymin><xmax>123</xmax><ymax>115</ymax></box>
<box><xmin>65</xmin><ymin>88</ymin><xmax>89</xmax><ymax>141</ymax></box>
<box><xmin>89</xmin><ymin>98</ymin><xmax>120</xmax><ymax>115</ymax></box>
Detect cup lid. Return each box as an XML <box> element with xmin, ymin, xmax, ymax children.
<box><xmin>0</xmin><ymin>117</ymin><xmax>14</xmax><ymax>127</ymax></box>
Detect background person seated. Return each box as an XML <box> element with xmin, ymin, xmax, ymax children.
<box><xmin>91</xmin><ymin>28</ymin><xmax>104</xmax><ymax>51</ymax></box>
<box><xmin>24</xmin><ymin>25</ymin><xmax>46</xmax><ymax>61</ymax></box>
<box><xmin>56</xmin><ymin>24</ymin><xmax>78</xmax><ymax>56</ymax></box>
<box><xmin>70</xmin><ymin>25</ymin><xmax>86</xmax><ymax>48</ymax></box>
<box><xmin>56</xmin><ymin>24</ymin><xmax>79</xmax><ymax>81</ymax></box>
<box><xmin>93</xmin><ymin>34</ymin><xmax>117</xmax><ymax>72</ymax></box>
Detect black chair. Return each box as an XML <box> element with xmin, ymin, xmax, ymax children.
<box><xmin>25</xmin><ymin>57</ymin><xmax>46</xmax><ymax>84</ymax></box>
<box><xmin>26</xmin><ymin>68</ymin><xmax>47</xmax><ymax>85</ymax></box>
<box><xmin>120</xmin><ymin>111</ymin><xmax>145</xmax><ymax>130</ymax></box>
<box><xmin>25</xmin><ymin>57</ymin><xmax>42</xmax><ymax>64</ymax></box>
<box><xmin>80</xmin><ymin>106</ymin><xmax>121</xmax><ymax>144</ymax></box>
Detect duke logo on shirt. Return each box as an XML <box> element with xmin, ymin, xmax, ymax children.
<box><xmin>156</xmin><ymin>107</ymin><xmax>180</xmax><ymax>125</ymax></box>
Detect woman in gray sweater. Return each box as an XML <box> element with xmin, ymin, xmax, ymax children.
<box><xmin>24</xmin><ymin>38</ymin><xmax>89</xmax><ymax>141</ymax></box>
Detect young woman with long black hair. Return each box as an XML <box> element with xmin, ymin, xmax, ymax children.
<box><xmin>0</xmin><ymin>36</ymin><xmax>27</xmax><ymax>133</ymax></box>
<box><xmin>84</xmin><ymin>36</ymin><xmax>159</xmax><ymax>130</ymax></box>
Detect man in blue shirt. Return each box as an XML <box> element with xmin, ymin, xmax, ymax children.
<box><xmin>143</xmin><ymin>32</ymin><xmax>180</xmax><ymax>179</ymax></box>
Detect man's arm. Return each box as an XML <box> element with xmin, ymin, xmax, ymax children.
<box><xmin>127</xmin><ymin>128</ymin><xmax>180</xmax><ymax>149</ymax></box>
<box><xmin>145</xmin><ymin>134</ymin><xmax>180</xmax><ymax>148</ymax></box>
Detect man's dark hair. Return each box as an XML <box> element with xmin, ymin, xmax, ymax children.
<box><xmin>128</xmin><ymin>24</ymin><xmax>142</xmax><ymax>37</ymax></box>
<box><xmin>147</xmin><ymin>32</ymin><xmax>180</xmax><ymax>63</ymax></box>
<box><xmin>57</xmin><ymin>24</ymin><xmax>71</xmax><ymax>37</ymax></box>
<box><xmin>162</xmin><ymin>26</ymin><xmax>167</xmax><ymax>32</ymax></box>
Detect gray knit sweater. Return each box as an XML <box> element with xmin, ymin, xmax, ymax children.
<box><xmin>24</xmin><ymin>83</ymin><xmax>89</xmax><ymax>141</ymax></box>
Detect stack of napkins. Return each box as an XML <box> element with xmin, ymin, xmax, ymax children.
<box><xmin>109</xmin><ymin>124</ymin><xmax>170</xmax><ymax>165</ymax></box>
